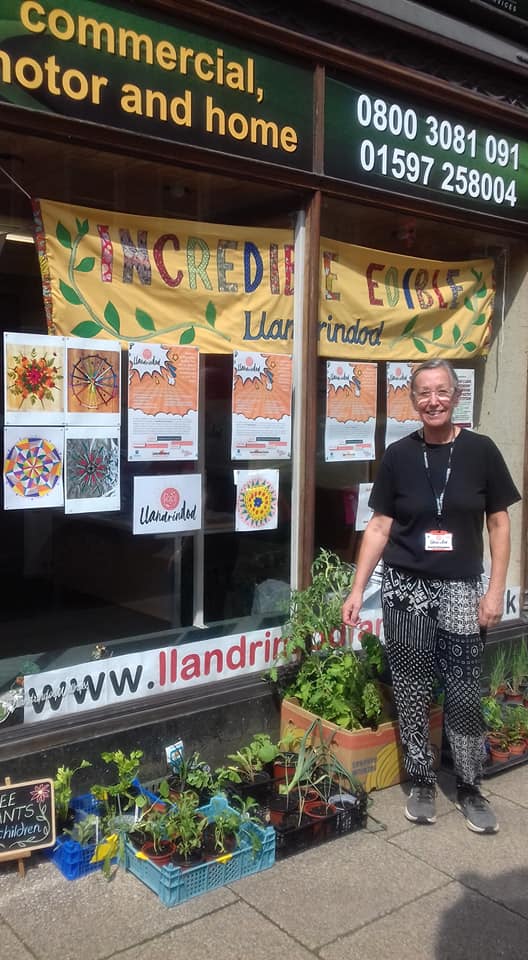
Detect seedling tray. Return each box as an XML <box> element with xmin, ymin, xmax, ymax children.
<box><xmin>124</xmin><ymin>795</ymin><xmax>275</xmax><ymax>907</ymax></box>
<box><xmin>273</xmin><ymin>792</ymin><xmax>368</xmax><ymax>860</ymax></box>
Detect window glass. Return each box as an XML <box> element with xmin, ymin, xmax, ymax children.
<box><xmin>0</xmin><ymin>133</ymin><xmax>299</xmax><ymax>710</ymax></box>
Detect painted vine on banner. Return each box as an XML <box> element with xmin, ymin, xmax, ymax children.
<box><xmin>34</xmin><ymin>199</ymin><xmax>494</xmax><ymax>360</ymax></box>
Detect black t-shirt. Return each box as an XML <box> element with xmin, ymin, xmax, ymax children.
<box><xmin>369</xmin><ymin>429</ymin><xmax>521</xmax><ymax>579</ymax></box>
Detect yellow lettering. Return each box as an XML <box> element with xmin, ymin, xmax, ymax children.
<box><xmin>179</xmin><ymin>46</ymin><xmax>194</xmax><ymax>74</ymax></box>
<box><xmin>225</xmin><ymin>62</ymin><xmax>245</xmax><ymax>91</ymax></box>
<box><xmin>77</xmin><ymin>17</ymin><xmax>115</xmax><ymax>52</ymax></box>
<box><xmin>280</xmin><ymin>127</ymin><xmax>297</xmax><ymax>153</ymax></box>
<box><xmin>120</xmin><ymin>83</ymin><xmax>142</xmax><ymax>115</ymax></box>
<box><xmin>118</xmin><ymin>30</ymin><xmax>154</xmax><ymax>64</ymax></box>
<box><xmin>156</xmin><ymin>40</ymin><xmax>177</xmax><ymax>70</ymax></box>
<box><xmin>194</xmin><ymin>52</ymin><xmax>214</xmax><ymax>81</ymax></box>
<box><xmin>48</xmin><ymin>8</ymin><xmax>75</xmax><ymax>41</ymax></box>
<box><xmin>20</xmin><ymin>1</ymin><xmax>46</xmax><ymax>34</ymax></box>
<box><xmin>14</xmin><ymin>57</ymin><xmax>42</xmax><ymax>89</ymax></box>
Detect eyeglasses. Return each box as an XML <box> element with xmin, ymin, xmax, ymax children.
<box><xmin>413</xmin><ymin>388</ymin><xmax>456</xmax><ymax>404</ymax></box>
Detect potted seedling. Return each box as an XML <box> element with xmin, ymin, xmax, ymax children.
<box><xmin>488</xmin><ymin>646</ymin><xmax>510</xmax><ymax>699</ymax></box>
<box><xmin>166</xmin><ymin>790</ymin><xmax>207</xmax><ymax>867</ymax></box>
<box><xmin>53</xmin><ymin>759</ymin><xmax>92</xmax><ymax>832</ymax></box>
<box><xmin>504</xmin><ymin>639</ymin><xmax>528</xmax><ymax>703</ymax></box>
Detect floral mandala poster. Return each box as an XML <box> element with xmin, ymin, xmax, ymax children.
<box><xmin>4</xmin><ymin>332</ymin><xmax>66</xmax><ymax>425</ymax></box>
<box><xmin>235</xmin><ymin>469</ymin><xmax>279</xmax><ymax>532</ymax></box>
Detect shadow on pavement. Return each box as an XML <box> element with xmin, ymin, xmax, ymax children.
<box><xmin>435</xmin><ymin>867</ymin><xmax>528</xmax><ymax>960</ymax></box>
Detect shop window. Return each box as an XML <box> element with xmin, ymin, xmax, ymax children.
<box><xmin>0</xmin><ymin>133</ymin><xmax>299</xmax><ymax>715</ymax></box>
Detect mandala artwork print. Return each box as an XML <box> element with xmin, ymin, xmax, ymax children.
<box><xmin>4</xmin><ymin>435</ymin><xmax>63</xmax><ymax>506</ymax></box>
<box><xmin>237</xmin><ymin>475</ymin><xmax>278</xmax><ymax>530</ymax></box>
<box><xmin>66</xmin><ymin>436</ymin><xmax>119</xmax><ymax>503</ymax></box>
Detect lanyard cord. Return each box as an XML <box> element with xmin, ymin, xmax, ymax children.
<box><xmin>420</xmin><ymin>429</ymin><xmax>456</xmax><ymax>524</ymax></box>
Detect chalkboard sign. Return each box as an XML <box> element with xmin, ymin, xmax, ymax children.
<box><xmin>0</xmin><ymin>779</ymin><xmax>55</xmax><ymax>854</ymax></box>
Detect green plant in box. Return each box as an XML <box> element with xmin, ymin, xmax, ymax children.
<box><xmin>481</xmin><ymin>695</ymin><xmax>503</xmax><ymax>733</ymax></box>
<box><xmin>284</xmin><ymin>647</ymin><xmax>383</xmax><ymax>730</ymax></box>
<box><xmin>166</xmin><ymin>790</ymin><xmax>207</xmax><ymax>863</ymax></box>
<box><xmin>225</xmin><ymin>733</ymin><xmax>278</xmax><ymax>783</ymax></box>
<box><xmin>506</xmin><ymin>638</ymin><xmax>528</xmax><ymax>696</ymax></box>
<box><xmin>53</xmin><ymin>759</ymin><xmax>92</xmax><ymax>827</ymax></box>
<box><xmin>488</xmin><ymin>646</ymin><xmax>509</xmax><ymax>697</ymax></box>
<box><xmin>90</xmin><ymin>749</ymin><xmax>143</xmax><ymax>817</ymax></box>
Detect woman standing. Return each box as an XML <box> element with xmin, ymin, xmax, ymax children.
<box><xmin>342</xmin><ymin>359</ymin><xmax>520</xmax><ymax>834</ymax></box>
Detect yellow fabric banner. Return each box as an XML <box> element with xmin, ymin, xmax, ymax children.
<box><xmin>319</xmin><ymin>237</ymin><xmax>493</xmax><ymax>360</ymax></box>
<box><xmin>34</xmin><ymin>199</ymin><xmax>295</xmax><ymax>355</ymax></box>
<box><xmin>34</xmin><ymin>200</ymin><xmax>494</xmax><ymax>360</ymax></box>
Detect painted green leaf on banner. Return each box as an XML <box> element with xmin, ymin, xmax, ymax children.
<box><xmin>75</xmin><ymin>257</ymin><xmax>95</xmax><ymax>272</ymax></box>
<box><xmin>56</xmin><ymin>222</ymin><xmax>72</xmax><ymax>249</ymax></box>
<box><xmin>205</xmin><ymin>301</ymin><xmax>216</xmax><ymax>327</ymax></box>
<box><xmin>463</xmin><ymin>342</ymin><xmax>477</xmax><ymax>352</ymax></box>
<box><xmin>464</xmin><ymin>297</ymin><xmax>474</xmax><ymax>311</ymax></box>
<box><xmin>453</xmin><ymin>325</ymin><xmax>461</xmax><ymax>344</ymax></box>
<box><xmin>412</xmin><ymin>338</ymin><xmax>427</xmax><ymax>353</ymax></box>
<box><xmin>180</xmin><ymin>327</ymin><xmax>196</xmax><ymax>344</ymax></box>
<box><xmin>476</xmin><ymin>285</ymin><xmax>487</xmax><ymax>298</ymax></box>
<box><xmin>76</xmin><ymin>218</ymin><xmax>89</xmax><ymax>237</ymax></box>
<box><xmin>473</xmin><ymin>314</ymin><xmax>486</xmax><ymax>325</ymax></box>
<box><xmin>104</xmin><ymin>302</ymin><xmax>120</xmax><ymax>334</ymax></box>
<box><xmin>432</xmin><ymin>326</ymin><xmax>443</xmax><ymax>341</ymax></box>
<box><xmin>136</xmin><ymin>309</ymin><xmax>156</xmax><ymax>332</ymax></box>
<box><xmin>402</xmin><ymin>316</ymin><xmax>417</xmax><ymax>335</ymax></box>
<box><xmin>59</xmin><ymin>279</ymin><xmax>82</xmax><ymax>305</ymax></box>
<box><xmin>71</xmin><ymin>321</ymin><xmax>103</xmax><ymax>338</ymax></box>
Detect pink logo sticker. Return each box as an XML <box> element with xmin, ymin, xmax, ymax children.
<box><xmin>160</xmin><ymin>487</ymin><xmax>180</xmax><ymax>510</ymax></box>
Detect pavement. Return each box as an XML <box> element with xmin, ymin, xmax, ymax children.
<box><xmin>1</xmin><ymin>763</ymin><xmax>527</xmax><ymax>960</ymax></box>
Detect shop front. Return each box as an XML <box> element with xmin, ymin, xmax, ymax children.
<box><xmin>0</xmin><ymin>0</ymin><xmax>526</xmax><ymax>780</ymax></box>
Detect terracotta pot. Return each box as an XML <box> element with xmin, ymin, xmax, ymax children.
<box><xmin>503</xmin><ymin>693</ymin><xmax>523</xmax><ymax>704</ymax></box>
<box><xmin>304</xmin><ymin>800</ymin><xmax>337</xmax><ymax>820</ymax></box>
<box><xmin>273</xmin><ymin>754</ymin><xmax>297</xmax><ymax>786</ymax></box>
<box><xmin>141</xmin><ymin>840</ymin><xmax>176</xmax><ymax>866</ymax></box>
<box><xmin>508</xmin><ymin>740</ymin><xmax>526</xmax><ymax>756</ymax></box>
<box><xmin>489</xmin><ymin>746</ymin><xmax>510</xmax><ymax>764</ymax></box>
<box><xmin>268</xmin><ymin>793</ymin><xmax>299</xmax><ymax>827</ymax></box>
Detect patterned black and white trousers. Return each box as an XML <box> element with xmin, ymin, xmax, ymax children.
<box><xmin>382</xmin><ymin>565</ymin><xmax>486</xmax><ymax>788</ymax></box>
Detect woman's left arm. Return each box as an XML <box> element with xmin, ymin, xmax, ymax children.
<box><xmin>479</xmin><ymin>510</ymin><xmax>511</xmax><ymax>629</ymax></box>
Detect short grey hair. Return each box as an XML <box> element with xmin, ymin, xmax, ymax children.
<box><xmin>410</xmin><ymin>359</ymin><xmax>459</xmax><ymax>393</ymax></box>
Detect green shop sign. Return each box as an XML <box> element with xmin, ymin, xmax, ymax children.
<box><xmin>0</xmin><ymin>1</ymin><xmax>313</xmax><ymax>169</ymax></box>
<box><xmin>325</xmin><ymin>77</ymin><xmax>528</xmax><ymax>225</ymax></box>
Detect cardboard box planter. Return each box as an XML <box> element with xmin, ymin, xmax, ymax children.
<box><xmin>280</xmin><ymin>697</ymin><xmax>443</xmax><ymax>792</ymax></box>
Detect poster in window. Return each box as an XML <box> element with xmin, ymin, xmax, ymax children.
<box><xmin>66</xmin><ymin>338</ymin><xmax>120</xmax><ymax>425</ymax></box>
<box><xmin>235</xmin><ymin>469</ymin><xmax>279</xmax><ymax>531</ymax></box>
<box><xmin>231</xmin><ymin>352</ymin><xmax>292</xmax><ymax>460</ymax></box>
<box><xmin>324</xmin><ymin>361</ymin><xmax>377</xmax><ymax>461</ymax></box>
<box><xmin>128</xmin><ymin>343</ymin><xmax>199</xmax><ymax>461</ymax></box>
<box><xmin>4</xmin><ymin>332</ymin><xmax>66</xmax><ymax>425</ymax></box>
<box><xmin>385</xmin><ymin>362</ymin><xmax>421</xmax><ymax>446</ymax></box>
<box><xmin>133</xmin><ymin>474</ymin><xmax>202</xmax><ymax>534</ymax></box>
<box><xmin>64</xmin><ymin>426</ymin><xmax>120</xmax><ymax>514</ymax></box>
<box><xmin>3</xmin><ymin>427</ymin><xmax>64</xmax><ymax>509</ymax></box>
<box><xmin>453</xmin><ymin>368</ymin><xmax>475</xmax><ymax>428</ymax></box>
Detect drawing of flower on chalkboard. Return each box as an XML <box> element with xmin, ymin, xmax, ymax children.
<box><xmin>30</xmin><ymin>783</ymin><xmax>51</xmax><ymax>803</ymax></box>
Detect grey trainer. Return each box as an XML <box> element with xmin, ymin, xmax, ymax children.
<box><xmin>405</xmin><ymin>784</ymin><xmax>436</xmax><ymax>824</ymax></box>
<box><xmin>456</xmin><ymin>787</ymin><xmax>499</xmax><ymax>834</ymax></box>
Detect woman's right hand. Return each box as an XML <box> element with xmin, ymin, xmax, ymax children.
<box><xmin>342</xmin><ymin>588</ymin><xmax>364</xmax><ymax>627</ymax></box>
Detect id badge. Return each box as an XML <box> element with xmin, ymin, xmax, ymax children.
<box><xmin>425</xmin><ymin>530</ymin><xmax>453</xmax><ymax>552</ymax></box>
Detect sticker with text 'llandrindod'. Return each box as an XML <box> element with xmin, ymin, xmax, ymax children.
<box><xmin>133</xmin><ymin>474</ymin><xmax>202</xmax><ymax>535</ymax></box>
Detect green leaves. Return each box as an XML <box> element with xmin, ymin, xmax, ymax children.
<box><xmin>412</xmin><ymin>337</ymin><xmax>427</xmax><ymax>353</ymax></box>
<box><xmin>463</xmin><ymin>342</ymin><xmax>477</xmax><ymax>352</ymax></box>
<box><xmin>135</xmin><ymin>308</ymin><xmax>156</xmax><ymax>332</ymax></box>
<box><xmin>104</xmin><ymin>302</ymin><xmax>120</xmax><ymax>335</ymax></box>
<box><xmin>75</xmin><ymin>257</ymin><xmax>95</xmax><ymax>272</ymax></box>
<box><xmin>452</xmin><ymin>324</ymin><xmax>461</xmax><ymax>344</ymax></box>
<box><xmin>71</xmin><ymin>321</ymin><xmax>103</xmax><ymax>338</ymax></box>
<box><xmin>402</xmin><ymin>316</ymin><xmax>418</xmax><ymax>336</ymax></box>
<box><xmin>56</xmin><ymin>222</ymin><xmax>72</xmax><ymax>249</ymax></box>
<box><xmin>180</xmin><ymin>327</ymin><xmax>195</xmax><ymax>344</ymax></box>
<box><xmin>205</xmin><ymin>301</ymin><xmax>216</xmax><ymax>328</ymax></box>
<box><xmin>59</xmin><ymin>279</ymin><xmax>82</xmax><ymax>305</ymax></box>
<box><xmin>432</xmin><ymin>325</ymin><xmax>443</xmax><ymax>341</ymax></box>
<box><xmin>473</xmin><ymin>314</ymin><xmax>486</xmax><ymax>326</ymax></box>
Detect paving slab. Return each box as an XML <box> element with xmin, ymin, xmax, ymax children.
<box><xmin>116</xmin><ymin>900</ymin><xmax>316</xmax><ymax>960</ymax></box>
<box><xmin>485</xmin><ymin>762</ymin><xmax>528</xmax><ymax>808</ymax></box>
<box><xmin>319</xmin><ymin>880</ymin><xmax>528</xmax><ymax>960</ymax></box>
<box><xmin>0</xmin><ymin>921</ymin><xmax>35</xmax><ymax>960</ymax></box>
<box><xmin>232</xmin><ymin>831</ymin><xmax>449</xmax><ymax>950</ymax></box>
<box><xmin>390</xmin><ymin>797</ymin><xmax>528</xmax><ymax>919</ymax></box>
<box><xmin>0</xmin><ymin>856</ymin><xmax>236</xmax><ymax>960</ymax></box>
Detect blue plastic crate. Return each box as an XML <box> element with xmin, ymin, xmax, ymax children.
<box><xmin>124</xmin><ymin>796</ymin><xmax>275</xmax><ymax>907</ymax></box>
<box><xmin>71</xmin><ymin>793</ymin><xmax>103</xmax><ymax>818</ymax></box>
<box><xmin>47</xmin><ymin>833</ymin><xmax>116</xmax><ymax>881</ymax></box>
